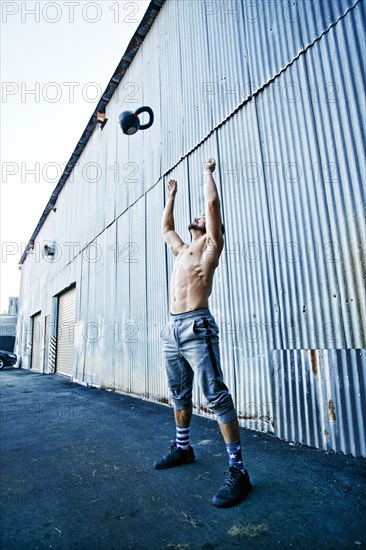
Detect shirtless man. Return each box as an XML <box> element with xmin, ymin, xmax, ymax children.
<box><xmin>154</xmin><ymin>158</ymin><xmax>251</xmax><ymax>508</ymax></box>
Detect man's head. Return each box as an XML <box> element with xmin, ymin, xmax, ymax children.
<box><xmin>188</xmin><ymin>215</ymin><xmax>206</xmax><ymax>234</ymax></box>
<box><xmin>188</xmin><ymin>215</ymin><xmax>225</xmax><ymax>236</ymax></box>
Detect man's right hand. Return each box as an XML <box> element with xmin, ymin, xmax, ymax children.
<box><xmin>168</xmin><ymin>179</ymin><xmax>177</xmax><ymax>198</ymax></box>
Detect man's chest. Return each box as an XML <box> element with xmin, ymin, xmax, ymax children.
<box><xmin>173</xmin><ymin>243</ymin><xmax>217</xmax><ymax>276</ymax></box>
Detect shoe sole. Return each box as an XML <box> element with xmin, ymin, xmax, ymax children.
<box><xmin>154</xmin><ymin>456</ymin><xmax>195</xmax><ymax>470</ymax></box>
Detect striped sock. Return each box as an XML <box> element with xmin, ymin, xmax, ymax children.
<box><xmin>176</xmin><ymin>425</ymin><xmax>190</xmax><ymax>450</ymax></box>
<box><xmin>225</xmin><ymin>440</ymin><xmax>246</xmax><ymax>473</ymax></box>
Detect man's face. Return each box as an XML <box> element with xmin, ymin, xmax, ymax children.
<box><xmin>188</xmin><ymin>215</ymin><xmax>206</xmax><ymax>233</ymax></box>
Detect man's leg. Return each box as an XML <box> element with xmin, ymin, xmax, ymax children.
<box><xmin>198</xmin><ymin>365</ymin><xmax>251</xmax><ymax>506</ymax></box>
<box><xmin>218</xmin><ymin>417</ymin><xmax>247</xmax><ymax>471</ymax></box>
<box><xmin>154</xmin><ymin>335</ymin><xmax>195</xmax><ymax>469</ymax></box>
<box><xmin>218</xmin><ymin>417</ymin><xmax>240</xmax><ymax>443</ymax></box>
<box><xmin>175</xmin><ymin>405</ymin><xmax>193</xmax><ymax>427</ymax></box>
<box><xmin>174</xmin><ymin>405</ymin><xmax>193</xmax><ymax>450</ymax></box>
<box><xmin>218</xmin><ymin>416</ymin><xmax>247</xmax><ymax>474</ymax></box>
<box><xmin>180</xmin><ymin>313</ymin><xmax>251</xmax><ymax>506</ymax></box>
<box><xmin>154</xmin><ymin>402</ymin><xmax>195</xmax><ymax>469</ymax></box>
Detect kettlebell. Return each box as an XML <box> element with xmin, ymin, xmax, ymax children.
<box><xmin>119</xmin><ymin>106</ymin><xmax>154</xmax><ymax>135</ymax></box>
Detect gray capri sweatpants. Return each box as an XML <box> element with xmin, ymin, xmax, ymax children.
<box><xmin>160</xmin><ymin>308</ymin><xmax>237</xmax><ymax>424</ymax></box>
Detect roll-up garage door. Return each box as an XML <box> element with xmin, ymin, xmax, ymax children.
<box><xmin>56</xmin><ymin>287</ymin><xmax>76</xmax><ymax>376</ymax></box>
<box><xmin>31</xmin><ymin>312</ymin><xmax>42</xmax><ymax>371</ymax></box>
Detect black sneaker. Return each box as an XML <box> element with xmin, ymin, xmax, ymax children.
<box><xmin>154</xmin><ymin>443</ymin><xmax>195</xmax><ymax>470</ymax></box>
<box><xmin>212</xmin><ymin>467</ymin><xmax>252</xmax><ymax>507</ymax></box>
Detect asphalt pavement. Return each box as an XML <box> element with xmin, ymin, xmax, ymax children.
<box><xmin>1</xmin><ymin>368</ymin><xmax>365</xmax><ymax>550</ymax></box>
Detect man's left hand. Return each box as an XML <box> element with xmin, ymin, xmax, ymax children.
<box><xmin>204</xmin><ymin>158</ymin><xmax>216</xmax><ymax>174</ymax></box>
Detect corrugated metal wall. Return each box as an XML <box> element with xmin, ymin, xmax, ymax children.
<box><xmin>17</xmin><ymin>0</ymin><xmax>365</xmax><ymax>456</ymax></box>
<box><xmin>272</xmin><ymin>348</ymin><xmax>366</xmax><ymax>457</ymax></box>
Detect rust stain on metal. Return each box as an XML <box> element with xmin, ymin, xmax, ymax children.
<box><xmin>238</xmin><ymin>414</ymin><xmax>257</xmax><ymax>420</ymax></box>
<box><xmin>310</xmin><ymin>349</ymin><xmax>318</xmax><ymax>375</ymax></box>
<box><xmin>199</xmin><ymin>405</ymin><xmax>215</xmax><ymax>415</ymax></box>
<box><xmin>237</xmin><ymin>413</ymin><xmax>272</xmax><ymax>423</ymax></box>
<box><xmin>157</xmin><ymin>397</ymin><xmax>169</xmax><ymax>405</ymax></box>
<box><xmin>328</xmin><ymin>399</ymin><xmax>336</xmax><ymax>422</ymax></box>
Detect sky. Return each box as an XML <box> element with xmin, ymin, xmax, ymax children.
<box><xmin>0</xmin><ymin>0</ymin><xmax>148</xmax><ymax>312</ymax></box>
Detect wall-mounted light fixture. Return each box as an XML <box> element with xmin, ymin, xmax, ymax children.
<box><xmin>96</xmin><ymin>111</ymin><xmax>108</xmax><ymax>130</ymax></box>
<box><xmin>118</xmin><ymin>106</ymin><xmax>154</xmax><ymax>135</ymax></box>
<box><xmin>43</xmin><ymin>243</ymin><xmax>56</xmax><ymax>257</ymax></box>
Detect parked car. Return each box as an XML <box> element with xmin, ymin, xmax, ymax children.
<box><xmin>0</xmin><ymin>350</ymin><xmax>17</xmax><ymax>369</ymax></box>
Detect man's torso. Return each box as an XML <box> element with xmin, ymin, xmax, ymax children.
<box><xmin>170</xmin><ymin>235</ymin><xmax>222</xmax><ymax>313</ymax></box>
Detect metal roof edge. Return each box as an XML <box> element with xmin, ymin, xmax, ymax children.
<box><xmin>19</xmin><ymin>0</ymin><xmax>165</xmax><ymax>265</ymax></box>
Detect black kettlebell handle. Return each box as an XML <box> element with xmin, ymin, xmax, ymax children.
<box><xmin>134</xmin><ymin>106</ymin><xmax>154</xmax><ymax>130</ymax></box>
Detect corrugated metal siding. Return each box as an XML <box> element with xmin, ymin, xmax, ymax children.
<box><xmin>215</xmin><ymin>105</ymin><xmax>280</xmax><ymax>432</ymax></box>
<box><xmin>98</xmin><ymin>224</ymin><xmax>117</xmax><ymax>390</ymax></box>
<box><xmin>17</xmin><ymin>0</ymin><xmax>365</xmax><ymax>456</ymax></box>
<box><xmin>256</xmin><ymin>51</ymin><xmax>344</xmax><ymax>349</ymax></box>
<box><xmin>205</xmin><ymin>0</ymin><xmax>251</xmax><ymax>127</ymax></box>
<box><xmin>115</xmin><ymin>211</ymin><xmax>131</xmax><ymax>393</ymax></box>
<box><xmin>129</xmin><ymin>198</ymin><xmax>148</xmax><ymax>398</ymax></box>
<box><xmin>145</xmin><ymin>180</ymin><xmax>170</xmax><ymax>404</ymax></box>
<box><xmin>83</xmin><ymin>237</ymin><xmax>103</xmax><ymax>386</ymax></box>
<box><xmin>155</xmin><ymin>3</ymin><xmax>182</xmax><ymax>174</ymax></box>
<box><xmin>273</xmin><ymin>349</ymin><xmax>366</xmax><ymax>457</ymax></box>
<box><xmin>245</xmin><ymin>0</ymin><xmax>359</xmax><ymax>95</ymax></box>
<box><xmin>103</xmin><ymin>119</ymin><xmax>118</xmax><ymax>228</ymax></box>
<box><xmin>178</xmin><ymin>1</ymin><xmax>214</xmax><ymax>157</ymax></box>
<box><xmin>303</xmin><ymin>2</ymin><xmax>366</xmax><ymax>347</ymax></box>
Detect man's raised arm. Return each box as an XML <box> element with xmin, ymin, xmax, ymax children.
<box><xmin>203</xmin><ymin>158</ymin><xmax>224</xmax><ymax>248</ymax></box>
<box><xmin>161</xmin><ymin>179</ymin><xmax>185</xmax><ymax>256</ymax></box>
